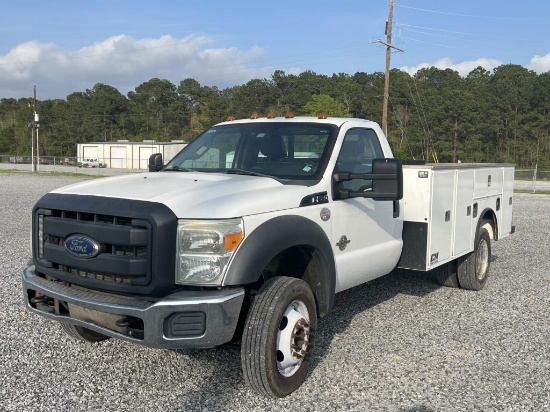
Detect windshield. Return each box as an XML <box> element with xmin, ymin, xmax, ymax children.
<box><xmin>165</xmin><ymin>122</ymin><xmax>337</xmax><ymax>181</ymax></box>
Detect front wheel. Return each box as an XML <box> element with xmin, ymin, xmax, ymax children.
<box><xmin>241</xmin><ymin>276</ymin><xmax>317</xmax><ymax>398</ymax></box>
<box><xmin>457</xmin><ymin>223</ymin><xmax>492</xmax><ymax>290</ymax></box>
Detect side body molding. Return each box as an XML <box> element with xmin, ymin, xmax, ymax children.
<box><xmin>224</xmin><ymin>215</ymin><xmax>336</xmax><ymax>317</ymax></box>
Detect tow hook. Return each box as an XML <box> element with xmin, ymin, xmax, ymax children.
<box><xmin>115</xmin><ymin>317</ymin><xmax>144</xmax><ymax>339</ymax></box>
<box><xmin>31</xmin><ymin>295</ymin><xmax>53</xmax><ymax>304</ymax></box>
<box><xmin>115</xmin><ymin>318</ymin><xmax>132</xmax><ymax>327</ymax></box>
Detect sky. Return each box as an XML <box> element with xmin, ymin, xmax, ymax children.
<box><xmin>1</xmin><ymin>0</ymin><xmax>550</xmax><ymax>100</ymax></box>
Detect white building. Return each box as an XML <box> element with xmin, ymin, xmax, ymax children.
<box><xmin>77</xmin><ymin>140</ymin><xmax>187</xmax><ymax>170</ymax></box>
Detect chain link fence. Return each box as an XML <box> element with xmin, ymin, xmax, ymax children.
<box><xmin>0</xmin><ymin>155</ymin><xmax>141</xmax><ymax>176</ymax></box>
<box><xmin>515</xmin><ymin>169</ymin><xmax>550</xmax><ymax>192</ymax></box>
<box><xmin>2</xmin><ymin>155</ymin><xmax>549</xmax><ymax>191</ymax></box>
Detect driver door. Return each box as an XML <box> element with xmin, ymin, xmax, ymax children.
<box><xmin>330</xmin><ymin>127</ymin><xmax>403</xmax><ymax>292</ymax></box>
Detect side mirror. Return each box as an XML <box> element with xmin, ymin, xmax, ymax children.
<box><xmin>334</xmin><ymin>158</ymin><xmax>403</xmax><ymax>200</ymax></box>
<box><xmin>369</xmin><ymin>158</ymin><xmax>403</xmax><ymax>200</ymax></box>
<box><xmin>148</xmin><ymin>153</ymin><xmax>163</xmax><ymax>172</ymax></box>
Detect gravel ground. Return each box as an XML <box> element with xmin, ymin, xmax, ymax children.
<box><xmin>1</xmin><ymin>173</ymin><xmax>549</xmax><ymax>411</ymax></box>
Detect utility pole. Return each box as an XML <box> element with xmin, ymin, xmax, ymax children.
<box><xmin>31</xmin><ymin>85</ymin><xmax>40</xmax><ymax>172</ymax></box>
<box><xmin>379</xmin><ymin>0</ymin><xmax>403</xmax><ymax>137</ymax></box>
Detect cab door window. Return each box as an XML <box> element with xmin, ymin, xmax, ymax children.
<box><xmin>335</xmin><ymin>128</ymin><xmax>384</xmax><ymax>193</ymax></box>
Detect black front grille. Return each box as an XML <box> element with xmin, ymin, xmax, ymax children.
<box><xmin>58</xmin><ymin>210</ymin><xmax>135</xmax><ymax>226</ymax></box>
<box><xmin>68</xmin><ymin>268</ymin><xmax>132</xmax><ymax>284</ymax></box>
<box><xmin>41</xmin><ymin>211</ymin><xmax>151</xmax><ymax>286</ymax></box>
<box><xmin>33</xmin><ymin>193</ymin><xmax>178</xmax><ymax>296</ymax></box>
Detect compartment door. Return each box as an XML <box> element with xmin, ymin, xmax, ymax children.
<box><xmin>453</xmin><ymin>170</ymin><xmax>475</xmax><ymax>255</ymax></box>
<box><xmin>428</xmin><ymin>171</ymin><xmax>454</xmax><ymax>268</ymax></box>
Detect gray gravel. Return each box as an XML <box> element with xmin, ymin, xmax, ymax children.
<box><xmin>1</xmin><ymin>173</ymin><xmax>549</xmax><ymax>411</ymax></box>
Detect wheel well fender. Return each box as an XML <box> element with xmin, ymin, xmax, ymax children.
<box><xmin>479</xmin><ymin>208</ymin><xmax>497</xmax><ymax>240</ymax></box>
<box><xmin>224</xmin><ymin>215</ymin><xmax>335</xmax><ymax>316</ymax></box>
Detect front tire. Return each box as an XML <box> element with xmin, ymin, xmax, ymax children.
<box><xmin>60</xmin><ymin>322</ymin><xmax>110</xmax><ymax>343</ymax></box>
<box><xmin>241</xmin><ymin>276</ymin><xmax>317</xmax><ymax>398</ymax></box>
<box><xmin>457</xmin><ymin>223</ymin><xmax>492</xmax><ymax>291</ymax></box>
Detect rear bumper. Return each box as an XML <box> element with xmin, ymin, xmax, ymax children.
<box><xmin>22</xmin><ymin>265</ymin><xmax>244</xmax><ymax>349</ymax></box>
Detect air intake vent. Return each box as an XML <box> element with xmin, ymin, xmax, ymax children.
<box><xmin>300</xmin><ymin>192</ymin><xmax>329</xmax><ymax>207</ymax></box>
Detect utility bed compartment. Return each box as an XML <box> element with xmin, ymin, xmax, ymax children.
<box><xmin>397</xmin><ymin>163</ymin><xmax>515</xmax><ymax>271</ymax></box>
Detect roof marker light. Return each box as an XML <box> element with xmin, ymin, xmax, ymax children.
<box><xmin>285</xmin><ymin>112</ymin><xmax>295</xmax><ymax>118</ymax></box>
<box><xmin>267</xmin><ymin>112</ymin><xmax>276</xmax><ymax>119</ymax></box>
<box><xmin>226</xmin><ymin>115</ymin><xmax>236</xmax><ymax>121</ymax></box>
<box><xmin>250</xmin><ymin>113</ymin><xmax>260</xmax><ymax>119</ymax></box>
<box><xmin>318</xmin><ymin>113</ymin><xmax>328</xmax><ymax>119</ymax></box>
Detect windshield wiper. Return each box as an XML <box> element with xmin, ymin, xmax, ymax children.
<box><xmin>225</xmin><ymin>169</ymin><xmax>276</xmax><ymax>179</ymax></box>
<box><xmin>164</xmin><ymin>165</ymin><xmax>194</xmax><ymax>172</ymax></box>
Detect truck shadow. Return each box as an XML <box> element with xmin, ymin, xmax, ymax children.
<box><xmin>299</xmin><ymin>268</ymin><xmax>443</xmax><ymax>404</ymax></box>
<box><xmin>170</xmin><ymin>346</ymin><xmax>243</xmax><ymax>409</ymax></box>
<box><xmin>313</xmin><ymin>268</ymin><xmax>440</xmax><ymax>355</ymax></box>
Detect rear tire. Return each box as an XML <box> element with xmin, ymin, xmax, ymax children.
<box><xmin>457</xmin><ymin>224</ymin><xmax>492</xmax><ymax>291</ymax></box>
<box><xmin>434</xmin><ymin>261</ymin><xmax>459</xmax><ymax>288</ymax></box>
<box><xmin>60</xmin><ymin>323</ymin><xmax>110</xmax><ymax>343</ymax></box>
<box><xmin>241</xmin><ymin>276</ymin><xmax>317</xmax><ymax>398</ymax></box>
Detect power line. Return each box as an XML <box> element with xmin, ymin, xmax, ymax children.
<box><xmin>395</xmin><ymin>37</ymin><xmax>459</xmax><ymax>50</ymax></box>
<box><xmin>392</xmin><ymin>7</ymin><xmax>534</xmax><ymax>54</ymax></box>
<box><xmin>398</xmin><ymin>27</ymin><xmax>479</xmax><ymax>44</ymax></box>
<box><xmin>396</xmin><ymin>24</ymin><xmax>488</xmax><ymax>42</ymax></box>
<box><xmin>395</xmin><ymin>3</ymin><xmax>550</xmax><ymax>21</ymax></box>
<box><xmin>396</xmin><ymin>23</ymin><xmax>487</xmax><ymax>38</ymax></box>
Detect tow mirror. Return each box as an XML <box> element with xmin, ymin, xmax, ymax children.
<box><xmin>334</xmin><ymin>158</ymin><xmax>403</xmax><ymax>201</ymax></box>
<box><xmin>148</xmin><ymin>153</ymin><xmax>163</xmax><ymax>172</ymax></box>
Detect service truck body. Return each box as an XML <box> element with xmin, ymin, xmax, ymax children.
<box><xmin>399</xmin><ymin>163</ymin><xmax>514</xmax><ymax>271</ymax></box>
<box><xmin>22</xmin><ymin>116</ymin><xmax>514</xmax><ymax>397</ymax></box>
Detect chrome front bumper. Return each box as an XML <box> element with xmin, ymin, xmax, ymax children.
<box><xmin>22</xmin><ymin>265</ymin><xmax>245</xmax><ymax>349</ymax></box>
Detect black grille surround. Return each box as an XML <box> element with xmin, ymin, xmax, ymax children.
<box><xmin>33</xmin><ymin>193</ymin><xmax>178</xmax><ymax>297</ymax></box>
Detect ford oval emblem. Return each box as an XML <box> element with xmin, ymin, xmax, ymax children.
<box><xmin>64</xmin><ymin>234</ymin><xmax>100</xmax><ymax>258</ymax></box>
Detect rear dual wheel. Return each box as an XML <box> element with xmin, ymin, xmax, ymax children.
<box><xmin>435</xmin><ymin>222</ymin><xmax>492</xmax><ymax>291</ymax></box>
<box><xmin>241</xmin><ymin>276</ymin><xmax>316</xmax><ymax>398</ymax></box>
<box><xmin>457</xmin><ymin>224</ymin><xmax>492</xmax><ymax>291</ymax></box>
<box><xmin>434</xmin><ymin>261</ymin><xmax>459</xmax><ymax>288</ymax></box>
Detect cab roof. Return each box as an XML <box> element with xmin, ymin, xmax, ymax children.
<box><xmin>214</xmin><ymin>116</ymin><xmax>378</xmax><ymax>128</ymax></box>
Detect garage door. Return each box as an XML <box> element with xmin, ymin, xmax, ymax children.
<box><xmin>82</xmin><ymin>146</ymin><xmax>99</xmax><ymax>161</ymax></box>
<box><xmin>139</xmin><ymin>147</ymin><xmax>155</xmax><ymax>170</ymax></box>
<box><xmin>110</xmin><ymin>146</ymin><xmax>127</xmax><ymax>169</ymax></box>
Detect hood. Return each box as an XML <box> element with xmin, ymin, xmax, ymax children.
<box><xmin>52</xmin><ymin>172</ymin><xmax>314</xmax><ymax>218</ymax></box>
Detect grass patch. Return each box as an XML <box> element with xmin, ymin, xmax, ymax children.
<box><xmin>0</xmin><ymin>169</ymin><xmax>101</xmax><ymax>178</ymax></box>
<box><xmin>515</xmin><ymin>189</ymin><xmax>550</xmax><ymax>195</ymax></box>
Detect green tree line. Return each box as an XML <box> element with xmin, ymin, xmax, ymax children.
<box><xmin>1</xmin><ymin>64</ymin><xmax>549</xmax><ymax>168</ymax></box>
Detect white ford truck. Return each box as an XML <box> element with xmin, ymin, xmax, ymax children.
<box><xmin>22</xmin><ymin>115</ymin><xmax>515</xmax><ymax>397</ymax></box>
<box><xmin>77</xmin><ymin>158</ymin><xmax>106</xmax><ymax>168</ymax></box>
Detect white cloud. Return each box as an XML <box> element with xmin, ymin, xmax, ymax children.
<box><xmin>528</xmin><ymin>54</ymin><xmax>550</xmax><ymax>73</ymax></box>
<box><xmin>398</xmin><ymin>57</ymin><xmax>503</xmax><ymax>77</ymax></box>
<box><xmin>0</xmin><ymin>35</ymin><xmax>274</xmax><ymax>99</ymax></box>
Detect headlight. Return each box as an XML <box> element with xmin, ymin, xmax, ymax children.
<box><xmin>176</xmin><ymin>219</ymin><xmax>244</xmax><ymax>285</ymax></box>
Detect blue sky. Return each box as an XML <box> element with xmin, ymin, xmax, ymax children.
<box><xmin>1</xmin><ymin>0</ymin><xmax>549</xmax><ymax>99</ymax></box>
